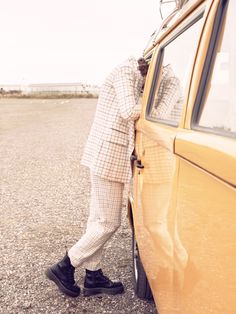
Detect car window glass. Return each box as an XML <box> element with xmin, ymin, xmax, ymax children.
<box><xmin>148</xmin><ymin>15</ymin><xmax>203</xmax><ymax>126</ymax></box>
<box><xmin>197</xmin><ymin>1</ymin><xmax>236</xmax><ymax>134</ymax></box>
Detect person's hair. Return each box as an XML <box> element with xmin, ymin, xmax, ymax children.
<box><xmin>138</xmin><ymin>58</ymin><xmax>147</xmax><ymax>65</ymax></box>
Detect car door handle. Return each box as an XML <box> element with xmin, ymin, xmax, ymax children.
<box><xmin>136</xmin><ymin>160</ymin><xmax>144</xmax><ymax>169</ymax></box>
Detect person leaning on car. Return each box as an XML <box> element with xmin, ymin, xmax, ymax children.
<box><xmin>45</xmin><ymin>56</ymin><xmax>149</xmax><ymax>297</ymax></box>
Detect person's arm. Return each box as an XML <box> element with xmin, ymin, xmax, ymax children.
<box><xmin>113</xmin><ymin>66</ymin><xmax>141</xmax><ymax>121</ymax></box>
<box><xmin>154</xmin><ymin>76</ymin><xmax>181</xmax><ymax>119</ymax></box>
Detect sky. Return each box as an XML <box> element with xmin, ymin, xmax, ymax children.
<box><xmin>0</xmin><ymin>0</ymin><xmax>162</xmax><ymax>85</ymax></box>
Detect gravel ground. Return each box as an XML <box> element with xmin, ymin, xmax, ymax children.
<box><xmin>0</xmin><ymin>98</ymin><xmax>156</xmax><ymax>314</ymax></box>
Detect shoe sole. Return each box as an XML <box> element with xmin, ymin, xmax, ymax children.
<box><xmin>45</xmin><ymin>268</ymin><xmax>80</xmax><ymax>297</ymax></box>
<box><xmin>83</xmin><ymin>286</ymin><xmax>124</xmax><ymax>297</ymax></box>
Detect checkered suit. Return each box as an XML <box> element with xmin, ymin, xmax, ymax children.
<box><xmin>68</xmin><ymin>173</ymin><xmax>124</xmax><ymax>270</ymax></box>
<box><xmin>68</xmin><ymin>57</ymin><xmax>144</xmax><ymax>270</ymax></box>
<box><xmin>81</xmin><ymin>56</ymin><xmax>144</xmax><ymax>183</ymax></box>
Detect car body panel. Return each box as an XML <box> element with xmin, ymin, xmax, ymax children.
<box><xmin>131</xmin><ymin>0</ymin><xmax>236</xmax><ymax>313</ymax></box>
<box><xmin>175</xmin><ymin>131</ymin><xmax>236</xmax><ymax>186</ymax></box>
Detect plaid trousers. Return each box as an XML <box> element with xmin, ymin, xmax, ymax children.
<box><xmin>68</xmin><ymin>172</ymin><xmax>124</xmax><ymax>270</ymax></box>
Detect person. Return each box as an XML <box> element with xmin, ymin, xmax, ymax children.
<box><xmin>45</xmin><ymin>56</ymin><xmax>149</xmax><ymax>297</ymax></box>
<box><xmin>150</xmin><ymin>63</ymin><xmax>183</xmax><ymax>122</ymax></box>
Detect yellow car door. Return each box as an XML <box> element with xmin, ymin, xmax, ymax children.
<box><xmin>132</xmin><ymin>1</ymin><xmax>208</xmax><ymax>312</ymax></box>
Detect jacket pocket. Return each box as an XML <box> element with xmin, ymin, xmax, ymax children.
<box><xmin>105</xmin><ymin>128</ymin><xmax>128</xmax><ymax>146</ymax></box>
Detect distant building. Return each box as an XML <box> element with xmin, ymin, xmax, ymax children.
<box><xmin>0</xmin><ymin>83</ymin><xmax>100</xmax><ymax>96</ymax></box>
<box><xmin>28</xmin><ymin>83</ymin><xmax>100</xmax><ymax>95</ymax></box>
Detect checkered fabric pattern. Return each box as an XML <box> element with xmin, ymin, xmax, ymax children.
<box><xmin>68</xmin><ymin>172</ymin><xmax>124</xmax><ymax>270</ymax></box>
<box><xmin>150</xmin><ymin>64</ymin><xmax>183</xmax><ymax>123</ymax></box>
<box><xmin>81</xmin><ymin>56</ymin><xmax>144</xmax><ymax>183</ymax></box>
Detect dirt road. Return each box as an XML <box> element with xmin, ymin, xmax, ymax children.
<box><xmin>0</xmin><ymin>98</ymin><xmax>156</xmax><ymax>314</ymax></box>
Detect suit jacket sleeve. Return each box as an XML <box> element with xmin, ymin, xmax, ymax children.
<box><xmin>113</xmin><ymin>65</ymin><xmax>141</xmax><ymax>121</ymax></box>
<box><xmin>154</xmin><ymin>76</ymin><xmax>181</xmax><ymax>118</ymax></box>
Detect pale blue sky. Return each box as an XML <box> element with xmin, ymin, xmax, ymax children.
<box><xmin>0</xmin><ymin>0</ymin><xmax>161</xmax><ymax>85</ymax></box>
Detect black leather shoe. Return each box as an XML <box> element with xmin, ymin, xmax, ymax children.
<box><xmin>83</xmin><ymin>269</ymin><xmax>124</xmax><ymax>296</ymax></box>
<box><xmin>45</xmin><ymin>253</ymin><xmax>80</xmax><ymax>297</ymax></box>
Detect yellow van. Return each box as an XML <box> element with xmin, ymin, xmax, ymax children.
<box><xmin>129</xmin><ymin>0</ymin><xmax>236</xmax><ymax>313</ymax></box>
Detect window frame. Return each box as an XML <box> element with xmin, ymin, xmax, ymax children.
<box><xmin>191</xmin><ymin>0</ymin><xmax>235</xmax><ymax>138</ymax></box>
<box><xmin>145</xmin><ymin>11</ymin><xmax>204</xmax><ymax>127</ymax></box>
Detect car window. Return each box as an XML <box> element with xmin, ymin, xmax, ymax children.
<box><xmin>147</xmin><ymin>14</ymin><xmax>203</xmax><ymax>126</ymax></box>
<box><xmin>196</xmin><ymin>0</ymin><xmax>236</xmax><ymax>135</ymax></box>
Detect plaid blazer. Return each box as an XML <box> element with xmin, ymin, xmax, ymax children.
<box><xmin>81</xmin><ymin>56</ymin><xmax>144</xmax><ymax>183</ymax></box>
